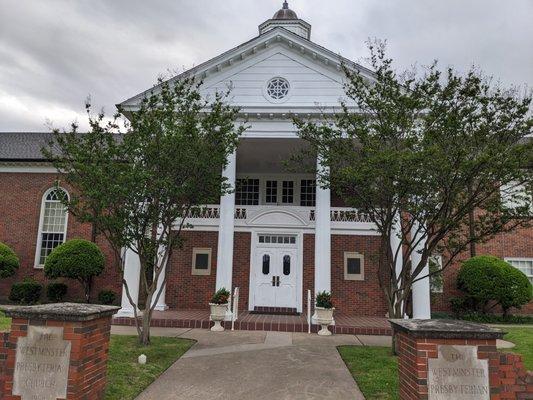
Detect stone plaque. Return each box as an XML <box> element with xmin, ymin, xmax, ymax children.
<box><xmin>428</xmin><ymin>345</ymin><xmax>489</xmax><ymax>400</ymax></box>
<box><xmin>12</xmin><ymin>326</ymin><xmax>71</xmax><ymax>400</ymax></box>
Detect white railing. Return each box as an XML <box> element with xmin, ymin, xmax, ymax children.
<box><xmin>330</xmin><ymin>208</ymin><xmax>373</xmax><ymax>223</ymax></box>
<box><xmin>231</xmin><ymin>287</ymin><xmax>239</xmax><ymax>331</ymax></box>
<box><xmin>307</xmin><ymin>289</ymin><xmax>312</xmax><ymax>334</ymax></box>
<box><xmin>183</xmin><ymin>204</ymin><xmax>375</xmax><ymax>231</ymax></box>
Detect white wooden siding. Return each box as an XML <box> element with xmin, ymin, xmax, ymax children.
<box><xmin>201</xmin><ymin>45</ymin><xmax>353</xmax><ymax>110</ymax></box>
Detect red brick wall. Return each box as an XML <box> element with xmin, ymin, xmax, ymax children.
<box><xmin>303</xmin><ymin>234</ymin><xmax>315</xmax><ymax>312</ymax></box>
<box><xmin>395</xmin><ymin>331</ymin><xmax>533</xmax><ymax>400</ymax></box>
<box><xmin>0</xmin><ymin>172</ymin><xmax>121</xmax><ymax>303</ymax></box>
<box><xmin>330</xmin><ymin>234</ymin><xmax>389</xmax><ymax>316</ymax></box>
<box><xmin>431</xmin><ymin>226</ymin><xmax>533</xmax><ymax>315</ymax></box>
<box><xmin>396</xmin><ymin>332</ymin><xmax>500</xmax><ymax>400</ymax></box>
<box><xmin>0</xmin><ymin>332</ymin><xmax>8</xmax><ymax>399</ymax></box>
<box><xmin>165</xmin><ymin>230</ymin><xmax>218</xmax><ymax>310</ymax></box>
<box><xmin>1</xmin><ymin>316</ymin><xmax>113</xmax><ymax>400</ymax></box>
<box><xmin>232</xmin><ymin>232</ymin><xmax>252</xmax><ymax>311</ymax></box>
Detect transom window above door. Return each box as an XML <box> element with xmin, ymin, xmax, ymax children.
<box><xmin>258</xmin><ymin>234</ymin><xmax>297</xmax><ymax>245</ymax></box>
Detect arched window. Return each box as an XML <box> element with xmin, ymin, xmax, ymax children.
<box><xmin>35</xmin><ymin>188</ymin><xmax>69</xmax><ymax>266</ymax></box>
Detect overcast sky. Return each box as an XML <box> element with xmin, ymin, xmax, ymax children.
<box><xmin>0</xmin><ymin>0</ymin><xmax>531</xmax><ymax>131</ymax></box>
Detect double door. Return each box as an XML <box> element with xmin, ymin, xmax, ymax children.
<box><xmin>255</xmin><ymin>242</ymin><xmax>298</xmax><ymax>309</ymax></box>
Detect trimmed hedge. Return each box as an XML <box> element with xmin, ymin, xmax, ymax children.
<box><xmin>457</xmin><ymin>255</ymin><xmax>532</xmax><ymax>316</ymax></box>
<box><xmin>0</xmin><ymin>242</ymin><xmax>19</xmax><ymax>279</ymax></box>
<box><xmin>46</xmin><ymin>282</ymin><xmax>68</xmax><ymax>302</ymax></box>
<box><xmin>10</xmin><ymin>279</ymin><xmax>43</xmax><ymax>304</ymax></box>
<box><xmin>44</xmin><ymin>239</ymin><xmax>105</xmax><ymax>302</ymax></box>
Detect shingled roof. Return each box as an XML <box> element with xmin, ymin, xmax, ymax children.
<box><xmin>0</xmin><ymin>132</ymin><xmax>55</xmax><ymax>161</ymax></box>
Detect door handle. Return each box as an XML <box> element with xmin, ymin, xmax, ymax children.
<box><xmin>276</xmin><ymin>276</ymin><xmax>280</xmax><ymax>287</ymax></box>
<box><xmin>272</xmin><ymin>276</ymin><xmax>276</xmax><ymax>287</ymax></box>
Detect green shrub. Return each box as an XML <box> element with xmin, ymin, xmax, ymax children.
<box><xmin>0</xmin><ymin>242</ymin><xmax>19</xmax><ymax>279</ymax></box>
<box><xmin>460</xmin><ymin>312</ymin><xmax>533</xmax><ymax>325</ymax></box>
<box><xmin>10</xmin><ymin>279</ymin><xmax>43</xmax><ymax>304</ymax></box>
<box><xmin>210</xmin><ymin>288</ymin><xmax>230</xmax><ymax>304</ymax></box>
<box><xmin>316</xmin><ymin>291</ymin><xmax>333</xmax><ymax>309</ymax></box>
<box><xmin>98</xmin><ymin>289</ymin><xmax>117</xmax><ymax>305</ymax></box>
<box><xmin>457</xmin><ymin>255</ymin><xmax>532</xmax><ymax>317</ymax></box>
<box><xmin>46</xmin><ymin>282</ymin><xmax>68</xmax><ymax>302</ymax></box>
<box><xmin>44</xmin><ymin>239</ymin><xmax>105</xmax><ymax>303</ymax></box>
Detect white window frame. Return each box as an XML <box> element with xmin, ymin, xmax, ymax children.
<box><xmin>191</xmin><ymin>248</ymin><xmax>212</xmax><ymax>276</ymax></box>
<box><xmin>34</xmin><ymin>187</ymin><xmax>69</xmax><ymax>268</ymax></box>
<box><xmin>344</xmin><ymin>252</ymin><xmax>364</xmax><ymax>281</ymax></box>
<box><xmin>505</xmin><ymin>257</ymin><xmax>533</xmax><ymax>285</ymax></box>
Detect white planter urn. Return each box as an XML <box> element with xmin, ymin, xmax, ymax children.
<box><xmin>315</xmin><ymin>307</ymin><xmax>334</xmax><ymax>336</ymax></box>
<box><xmin>209</xmin><ymin>303</ymin><xmax>228</xmax><ymax>332</ymax></box>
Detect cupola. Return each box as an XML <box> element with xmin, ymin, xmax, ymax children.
<box><xmin>259</xmin><ymin>1</ymin><xmax>311</xmax><ymax>39</ymax></box>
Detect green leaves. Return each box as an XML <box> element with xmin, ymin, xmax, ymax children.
<box><xmin>0</xmin><ymin>242</ymin><xmax>19</xmax><ymax>279</ymax></box>
<box><xmin>296</xmin><ymin>41</ymin><xmax>532</xmax><ymax>317</ymax></box>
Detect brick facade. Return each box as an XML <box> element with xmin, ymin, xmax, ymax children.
<box><xmin>393</xmin><ymin>321</ymin><xmax>533</xmax><ymax>400</ymax></box>
<box><xmin>0</xmin><ymin>172</ymin><xmax>121</xmax><ymax>304</ymax></box>
<box><xmin>432</xmin><ymin>226</ymin><xmax>533</xmax><ymax>315</ymax></box>
<box><xmin>1</xmin><ymin>171</ymin><xmax>531</xmax><ymax>317</ymax></box>
<box><xmin>1</xmin><ymin>314</ymin><xmax>114</xmax><ymax>400</ymax></box>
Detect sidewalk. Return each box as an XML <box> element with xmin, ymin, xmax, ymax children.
<box><xmin>112</xmin><ymin>327</ymin><xmax>370</xmax><ymax>400</ymax></box>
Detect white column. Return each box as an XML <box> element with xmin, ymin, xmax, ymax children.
<box><xmin>390</xmin><ymin>216</ymin><xmax>406</xmax><ymax>318</ymax></box>
<box><xmin>411</xmin><ymin>220</ymin><xmax>431</xmax><ymax>319</ymax></box>
<box><xmin>116</xmin><ymin>248</ymin><xmax>141</xmax><ymax>317</ymax></box>
<box><xmin>314</xmin><ymin>157</ymin><xmax>331</xmax><ymax>294</ymax></box>
<box><xmin>216</xmin><ymin>150</ymin><xmax>237</xmax><ymax>292</ymax></box>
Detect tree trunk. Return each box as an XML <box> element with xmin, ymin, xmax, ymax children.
<box><xmin>139</xmin><ymin>291</ymin><xmax>154</xmax><ymax>346</ymax></box>
<box><xmin>83</xmin><ymin>279</ymin><xmax>92</xmax><ymax>303</ymax></box>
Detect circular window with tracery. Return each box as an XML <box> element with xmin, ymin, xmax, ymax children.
<box><xmin>266</xmin><ymin>77</ymin><xmax>290</xmax><ymax>100</ymax></box>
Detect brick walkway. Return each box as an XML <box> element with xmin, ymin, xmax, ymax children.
<box><xmin>113</xmin><ymin>309</ymin><xmax>392</xmax><ymax>335</ymax></box>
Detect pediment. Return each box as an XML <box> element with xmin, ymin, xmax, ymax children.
<box><xmin>119</xmin><ymin>27</ymin><xmax>374</xmax><ymax>112</ymax></box>
<box><xmin>247</xmin><ymin>208</ymin><xmax>310</xmax><ymax>227</ymax></box>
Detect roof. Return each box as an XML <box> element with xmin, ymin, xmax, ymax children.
<box><xmin>118</xmin><ymin>26</ymin><xmax>375</xmax><ymax>111</ymax></box>
<box><xmin>0</xmin><ymin>132</ymin><xmax>55</xmax><ymax>161</ymax></box>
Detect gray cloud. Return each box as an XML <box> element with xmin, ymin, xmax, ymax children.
<box><xmin>0</xmin><ymin>0</ymin><xmax>531</xmax><ymax>131</ymax></box>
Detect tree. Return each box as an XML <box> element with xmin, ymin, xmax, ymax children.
<box><xmin>295</xmin><ymin>42</ymin><xmax>533</xmax><ymax>326</ymax></box>
<box><xmin>44</xmin><ymin>239</ymin><xmax>105</xmax><ymax>302</ymax></box>
<box><xmin>0</xmin><ymin>242</ymin><xmax>19</xmax><ymax>279</ymax></box>
<box><xmin>458</xmin><ymin>255</ymin><xmax>532</xmax><ymax>317</ymax></box>
<box><xmin>44</xmin><ymin>77</ymin><xmax>244</xmax><ymax>345</ymax></box>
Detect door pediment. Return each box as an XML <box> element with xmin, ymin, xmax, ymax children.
<box><xmin>248</xmin><ymin>208</ymin><xmax>309</xmax><ymax>227</ymax></box>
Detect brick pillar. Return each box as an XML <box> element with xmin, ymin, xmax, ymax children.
<box><xmin>0</xmin><ymin>303</ymin><xmax>119</xmax><ymax>400</ymax></box>
<box><xmin>390</xmin><ymin>319</ymin><xmax>504</xmax><ymax>400</ymax></box>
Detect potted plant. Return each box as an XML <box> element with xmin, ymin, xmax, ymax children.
<box><xmin>315</xmin><ymin>291</ymin><xmax>334</xmax><ymax>336</ymax></box>
<box><xmin>209</xmin><ymin>287</ymin><xmax>230</xmax><ymax>332</ymax></box>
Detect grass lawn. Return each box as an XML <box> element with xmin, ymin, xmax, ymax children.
<box><xmin>503</xmin><ymin>327</ymin><xmax>533</xmax><ymax>370</ymax></box>
<box><xmin>105</xmin><ymin>335</ymin><xmax>195</xmax><ymax>400</ymax></box>
<box><xmin>338</xmin><ymin>346</ymin><xmax>399</xmax><ymax>400</ymax></box>
<box><xmin>338</xmin><ymin>327</ymin><xmax>532</xmax><ymax>400</ymax></box>
<box><xmin>0</xmin><ymin>311</ymin><xmax>11</xmax><ymax>331</ymax></box>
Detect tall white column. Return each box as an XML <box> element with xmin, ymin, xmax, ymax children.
<box><xmin>411</xmin><ymin>220</ymin><xmax>431</xmax><ymax>319</ymax></box>
<box><xmin>216</xmin><ymin>150</ymin><xmax>237</xmax><ymax>291</ymax></box>
<box><xmin>314</xmin><ymin>157</ymin><xmax>331</xmax><ymax>294</ymax></box>
<box><xmin>116</xmin><ymin>248</ymin><xmax>141</xmax><ymax>317</ymax></box>
<box><xmin>390</xmin><ymin>216</ymin><xmax>406</xmax><ymax>318</ymax></box>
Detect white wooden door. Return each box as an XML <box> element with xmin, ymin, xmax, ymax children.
<box><xmin>274</xmin><ymin>248</ymin><xmax>298</xmax><ymax>308</ymax></box>
<box><xmin>254</xmin><ymin>235</ymin><xmax>299</xmax><ymax>309</ymax></box>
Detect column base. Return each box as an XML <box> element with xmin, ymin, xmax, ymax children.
<box><xmin>153</xmin><ymin>304</ymin><xmax>169</xmax><ymax>312</ymax></box>
<box><xmin>115</xmin><ymin>307</ymin><xmax>137</xmax><ymax>318</ymax></box>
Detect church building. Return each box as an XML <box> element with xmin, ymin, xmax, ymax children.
<box><xmin>1</xmin><ymin>2</ymin><xmax>531</xmax><ymax>323</ymax></box>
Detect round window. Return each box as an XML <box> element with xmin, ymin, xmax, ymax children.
<box><xmin>266</xmin><ymin>77</ymin><xmax>290</xmax><ymax>100</ymax></box>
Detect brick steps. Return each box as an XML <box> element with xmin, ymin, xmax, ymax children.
<box><xmin>112</xmin><ymin>310</ymin><xmax>392</xmax><ymax>336</ymax></box>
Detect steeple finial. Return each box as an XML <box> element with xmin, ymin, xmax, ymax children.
<box><xmin>283</xmin><ymin>1</ymin><xmax>289</xmax><ymax>10</ymax></box>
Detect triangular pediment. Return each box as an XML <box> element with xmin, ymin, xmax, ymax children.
<box><xmin>119</xmin><ymin>27</ymin><xmax>373</xmax><ymax>113</ymax></box>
